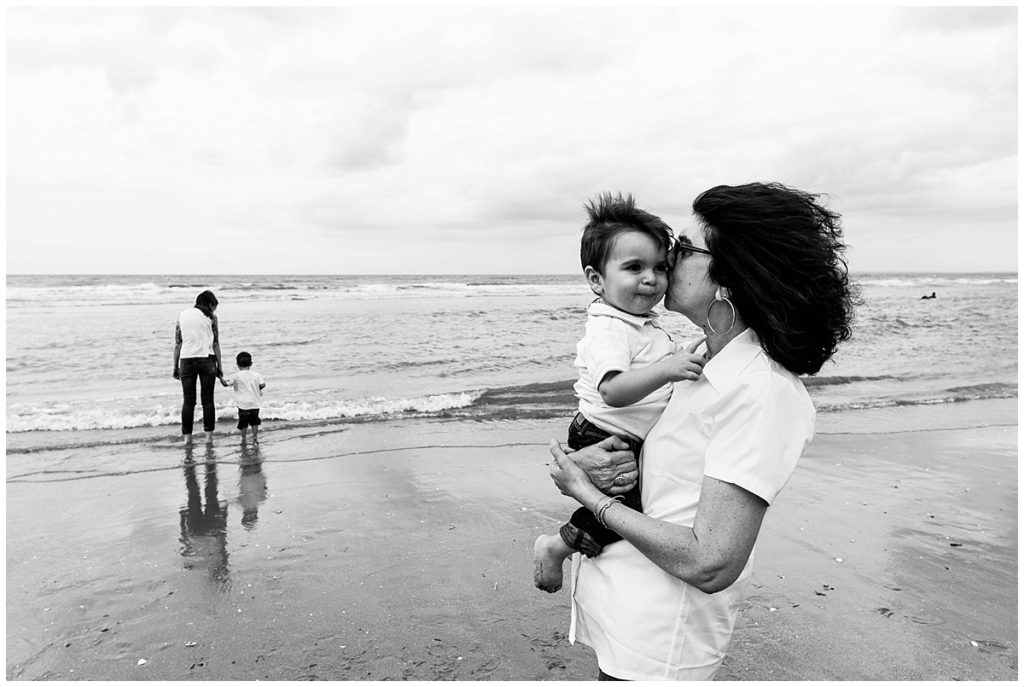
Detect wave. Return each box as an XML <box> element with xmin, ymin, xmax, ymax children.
<box><xmin>7</xmin><ymin>375</ymin><xmax>1017</xmax><ymax>434</ymax></box>
<box><xmin>434</xmin><ymin>378</ymin><xmax>1018</xmax><ymax>421</ymax></box>
<box><xmin>803</xmin><ymin>374</ymin><xmax>902</xmax><ymax>387</ymax></box>
<box><xmin>260</xmin><ymin>335</ymin><xmax>327</xmax><ymax>348</ymax></box>
<box><xmin>6</xmin><ymin>276</ymin><xmax>588</xmax><ymax>309</ymax></box>
<box><xmin>942</xmin><ymin>382</ymin><xmax>1019</xmax><ymax>400</ymax></box>
<box><xmin>6</xmin><ymin>390</ymin><xmax>485</xmax><ymax>433</ymax></box>
<box><xmin>9</xmin><ymin>273</ymin><xmax>1017</xmax><ymax>309</ymax></box>
<box><xmin>268</xmin><ymin>392</ymin><xmax>483</xmax><ymax>421</ymax></box>
<box><xmin>857</xmin><ymin>274</ymin><xmax>1017</xmax><ymax>288</ymax></box>
<box><xmin>456</xmin><ymin>379</ymin><xmax>1019</xmax><ymax>420</ymax></box>
<box><xmin>818</xmin><ymin>382</ymin><xmax>1017</xmax><ymax>412</ymax></box>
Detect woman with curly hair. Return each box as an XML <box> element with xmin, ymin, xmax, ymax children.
<box><xmin>547</xmin><ymin>182</ymin><xmax>855</xmax><ymax>680</ymax></box>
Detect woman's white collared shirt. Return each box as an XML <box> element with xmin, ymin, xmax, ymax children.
<box><xmin>569</xmin><ymin>327</ymin><xmax>815</xmax><ymax>680</ymax></box>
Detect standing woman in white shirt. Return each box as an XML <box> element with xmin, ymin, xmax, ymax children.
<box><xmin>173</xmin><ymin>290</ymin><xmax>228</xmax><ymax>445</ymax></box>
<box><xmin>547</xmin><ymin>182</ymin><xmax>856</xmax><ymax>680</ymax></box>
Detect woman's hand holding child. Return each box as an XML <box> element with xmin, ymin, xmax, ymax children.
<box><xmin>549</xmin><ymin>434</ymin><xmax>638</xmax><ymax>498</ymax></box>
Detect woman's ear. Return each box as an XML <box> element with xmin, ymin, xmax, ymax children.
<box><xmin>716</xmin><ymin>286</ymin><xmax>731</xmax><ymax>301</ymax></box>
<box><xmin>584</xmin><ymin>266</ymin><xmax>604</xmax><ymax>296</ymax></box>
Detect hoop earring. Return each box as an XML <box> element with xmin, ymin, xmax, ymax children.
<box><xmin>706</xmin><ymin>293</ymin><xmax>737</xmax><ymax>335</ymax></box>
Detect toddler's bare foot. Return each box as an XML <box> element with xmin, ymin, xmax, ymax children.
<box><xmin>533</xmin><ymin>534</ymin><xmax>573</xmax><ymax>593</ymax></box>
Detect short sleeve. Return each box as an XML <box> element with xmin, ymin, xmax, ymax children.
<box><xmin>577</xmin><ymin>316</ymin><xmax>635</xmax><ymax>385</ymax></box>
<box><xmin>258</xmin><ymin>373</ymin><xmax>266</xmax><ymax>385</ymax></box>
<box><xmin>702</xmin><ymin>374</ymin><xmax>813</xmax><ymax>505</ymax></box>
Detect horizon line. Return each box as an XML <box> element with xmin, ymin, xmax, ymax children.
<box><xmin>5</xmin><ymin>270</ymin><xmax>1019</xmax><ymax>277</ymax></box>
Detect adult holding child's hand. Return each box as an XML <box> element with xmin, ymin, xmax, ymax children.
<box><xmin>547</xmin><ymin>182</ymin><xmax>855</xmax><ymax>680</ymax></box>
<box><xmin>173</xmin><ymin>289</ymin><xmax>228</xmax><ymax>445</ymax></box>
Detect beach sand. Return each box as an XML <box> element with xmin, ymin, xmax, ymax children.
<box><xmin>6</xmin><ymin>399</ymin><xmax>1018</xmax><ymax>681</ymax></box>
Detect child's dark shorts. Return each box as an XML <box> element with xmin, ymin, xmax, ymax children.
<box><xmin>560</xmin><ymin>412</ymin><xmax>643</xmax><ymax>558</ymax></box>
<box><xmin>237</xmin><ymin>408</ymin><xmax>261</xmax><ymax>430</ymax></box>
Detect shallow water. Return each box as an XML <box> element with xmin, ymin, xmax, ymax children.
<box><xmin>6</xmin><ymin>273</ymin><xmax>1017</xmax><ymax>442</ymax></box>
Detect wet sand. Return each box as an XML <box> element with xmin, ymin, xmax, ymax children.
<box><xmin>5</xmin><ymin>400</ymin><xmax>1018</xmax><ymax>680</ymax></box>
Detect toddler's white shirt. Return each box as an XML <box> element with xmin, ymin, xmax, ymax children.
<box><xmin>232</xmin><ymin>369</ymin><xmax>265</xmax><ymax>410</ymax></box>
<box><xmin>572</xmin><ymin>301</ymin><xmax>676</xmax><ymax>441</ymax></box>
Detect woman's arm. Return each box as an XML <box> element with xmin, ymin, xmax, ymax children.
<box><xmin>549</xmin><ymin>442</ymin><xmax>767</xmax><ymax>593</ymax></box>
<box><xmin>173</xmin><ymin>323</ymin><xmax>183</xmax><ymax>379</ymax></box>
<box><xmin>599</xmin><ymin>476</ymin><xmax>765</xmax><ymax>592</ymax></box>
<box><xmin>211</xmin><ymin>314</ymin><xmax>225</xmax><ymax>380</ymax></box>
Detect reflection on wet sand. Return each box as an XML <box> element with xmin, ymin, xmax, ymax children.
<box><xmin>238</xmin><ymin>438</ymin><xmax>267</xmax><ymax>529</ymax></box>
<box><xmin>179</xmin><ymin>444</ymin><xmax>230</xmax><ymax>590</ymax></box>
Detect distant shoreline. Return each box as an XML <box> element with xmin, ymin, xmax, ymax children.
<box><xmin>5</xmin><ymin>270</ymin><xmax>1020</xmax><ymax>278</ymax></box>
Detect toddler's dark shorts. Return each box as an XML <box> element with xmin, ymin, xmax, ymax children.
<box><xmin>237</xmin><ymin>408</ymin><xmax>261</xmax><ymax>429</ymax></box>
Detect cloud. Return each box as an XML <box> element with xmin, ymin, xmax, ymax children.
<box><xmin>892</xmin><ymin>5</ymin><xmax>1017</xmax><ymax>33</ymax></box>
<box><xmin>5</xmin><ymin>6</ymin><xmax>1017</xmax><ymax>274</ymax></box>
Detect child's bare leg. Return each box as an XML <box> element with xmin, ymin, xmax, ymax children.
<box><xmin>533</xmin><ymin>533</ymin><xmax>575</xmax><ymax>593</ymax></box>
<box><xmin>251</xmin><ymin>426</ymin><xmax>258</xmax><ymax>442</ymax></box>
<box><xmin>183</xmin><ymin>433</ymin><xmax>193</xmax><ymax>446</ymax></box>
<box><xmin>240</xmin><ymin>427</ymin><xmax>248</xmax><ymax>441</ymax></box>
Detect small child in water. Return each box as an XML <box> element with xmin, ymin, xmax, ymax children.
<box><xmin>227</xmin><ymin>351</ymin><xmax>266</xmax><ymax>441</ymax></box>
<box><xmin>533</xmin><ymin>192</ymin><xmax>706</xmax><ymax>593</ymax></box>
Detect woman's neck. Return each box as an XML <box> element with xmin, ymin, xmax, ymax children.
<box><xmin>703</xmin><ymin>317</ymin><xmax>747</xmax><ymax>358</ymax></box>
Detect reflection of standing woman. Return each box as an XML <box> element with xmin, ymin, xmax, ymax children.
<box><xmin>179</xmin><ymin>447</ymin><xmax>230</xmax><ymax>587</ymax></box>
<box><xmin>173</xmin><ymin>290</ymin><xmax>227</xmax><ymax>445</ymax></box>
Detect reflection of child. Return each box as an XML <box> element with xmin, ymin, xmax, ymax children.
<box><xmin>239</xmin><ymin>442</ymin><xmax>267</xmax><ymax>530</ymax></box>
<box><xmin>533</xmin><ymin>193</ymin><xmax>706</xmax><ymax>593</ymax></box>
<box><xmin>228</xmin><ymin>351</ymin><xmax>266</xmax><ymax>440</ymax></box>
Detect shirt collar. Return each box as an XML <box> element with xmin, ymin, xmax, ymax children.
<box><xmin>702</xmin><ymin>327</ymin><xmax>764</xmax><ymax>391</ymax></box>
<box><xmin>587</xmin><ymin>300</ymin><xmax>657</xmax><ymax>328</ymax></box>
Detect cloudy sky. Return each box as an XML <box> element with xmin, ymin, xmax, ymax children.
<box><xmin>6</xmin><ymin>5</ymin><xmax>1018</xmax><ymax>274</ymax></box>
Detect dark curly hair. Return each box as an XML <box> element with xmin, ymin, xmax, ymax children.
<box><xmin>580</xmin><ymin>192</ymin><xmax>674</xmax><ymax>272</ymax></box>
<box><xmin>693</xmin><ymin>182</ymin><xmax>856</xmax><ymax>375</ymax></box>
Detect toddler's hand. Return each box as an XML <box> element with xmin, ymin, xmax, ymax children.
<box><xmin>662</xmin><ymin>338</ymin><xmax>707</xmax><ymax>382</ymax></box>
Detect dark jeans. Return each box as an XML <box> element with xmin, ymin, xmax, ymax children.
<box><xmin>559</xmin><ymin>413</ymin><xmax>642</xmax><ymax>557</ymax></box>
<box><xmin>180</xmin><ymin>356</ymin><xmax>218</xmax><ymax>434</ymax></box>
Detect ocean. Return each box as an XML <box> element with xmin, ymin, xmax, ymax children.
<box><xmin>6</xmin><ymin>273</ymin><xmax>1018</xmax><ymax>444</ymax></box>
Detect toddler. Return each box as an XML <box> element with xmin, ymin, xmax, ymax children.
<box><xmin>228</xmin><ymin>351</ymin><xmax>266</xmax><ymax>441</ymax></box>
<box><xmin>533</xmin><ymin>192</ymin><xmax>706</xmax><ymax>593</ymax></box>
